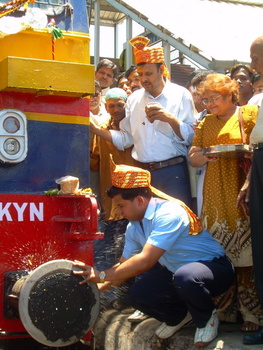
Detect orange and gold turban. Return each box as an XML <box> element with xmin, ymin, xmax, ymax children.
<box><xmin>110</xmin><ymin>155</ymin><xmax>203</xmax><ymax>235</ymax></box>
<box><xmin>110</xmin><ymin>155</ymin><xmax>151</xmax><ymax>188</ymax></box>
<box><xmin>129</xmin><ymin>36</ymin><xmax>170</xmax><ymax>79</ymax></box>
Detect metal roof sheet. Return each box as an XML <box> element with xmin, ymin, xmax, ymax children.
<box><xmin>90</xmin><ymin>0</ymin><xmax>126</xmax><ymax>25</ymax></box>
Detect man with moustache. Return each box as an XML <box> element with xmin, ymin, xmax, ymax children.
<box><xmin>125</xmin><ymin>65</ymin><xmax>142</xmax><ymax>93</ymax></box>
<box><xmin>90</xmin><ymin>36</ymin><xmax>195</xmax><ymax>207</ymax></box>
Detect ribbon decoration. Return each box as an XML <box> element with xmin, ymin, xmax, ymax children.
<box><xmin>47</xmin><ymin>18</ymin><xmax>63</xmax><ymax>60</ymax></box>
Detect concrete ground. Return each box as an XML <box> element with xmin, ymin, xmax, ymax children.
<box><xmin>0</xmin><ymin>309</ymin><xmax>261</xmax><ymax>349</ymax></box>
<box><xmin>92</xmin><ymin>308</ymin><xmax>263</xmax><ymax>350</ymax></box>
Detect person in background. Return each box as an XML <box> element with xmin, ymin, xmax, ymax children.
<box><xmin>189</xmin><ymin>71</ymin><xmax>214</xmax><ymax>121</ymax></box>
<box><xmin>116</xmin><ymin>72</ymin><xmax>132</xmax><ymax>96</ymax></box>
<box><xmin>95</xmin><ymin>58</ymin><xmax>118</xmax><ymax>97</ymax></box>
<box><xmin>90</xmin><ymin>80</ymin><xmax>108</xmax><ymax>125</ymax></box>
<box><xmin>187</xmin><ymin>70</ymin><xmax>212</xmax><ymax>117</ymax></box>
<box><xmin>89</xmin><ymin>80</ymin><xmax>110</xmax><ymax>233</ymax></box>
<box><xmin>240</xmin><ymin>35</ymin><xmax>263</xmax><ymax>345</ymax></box>
<box><xmin>90</xmin><ymin>88</ymin><xmax>135</xmax><ymax>310</ymax></box>
<box><xmin>74</xmin><ymin>158</ymin><xmax>235</xmax><ymax>348</ymax></box>
<box><xmin>251</xmin><ymin>73</ymin><xmax>263</xmax><ymax>96</ymax></box>
<box><xmin>230</xmin><ymin>64</ymin><xmax>254</xmax><ymax>106</ymax></box>
<box><xmin>125</xmin><ymin>65</ymin><xmax>142</xmax><ymax>93</ymax></box>
<box><xmin>187</xmin><ymin>70</ymin><xmax>213</xmax><ymax>216</ymax></box>
<box><xmin>90</xmin><ymin>36</ymin><xmax>195</xmax><ymax>208</ymax></box>
<box><xmin>189</xmin><ymin>73</ymin><xmax>262</xmax><ymax>333</ymax></box>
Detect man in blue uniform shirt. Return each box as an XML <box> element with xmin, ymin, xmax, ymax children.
<box><xmin>74</xmin><ymin>158</ymin><xmax>234</xmax><ymax>348</ymax></box>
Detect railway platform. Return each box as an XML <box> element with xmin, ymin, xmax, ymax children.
<box><xmin>93</xmin><ymin>308</ymin><xmax>263</xmax><ymax>350</ymax></box>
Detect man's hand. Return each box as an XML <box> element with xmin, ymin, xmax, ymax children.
<box><xmin>89</xmin><ymin>114</ymin><xmax>113</xmax><ymax>142</ymax></box>
<box><xmin>145</xmin><ymin>102</ymin><xmax>170</xmax><ymax>123</ymax></box>
<box><xmin>145</xmin><ymin>102</ymin><xmax>184</xmax><ymax>139</ymax></box>
<box><xmin>89</xmin><ymin>113</ymin><xmax>100</xmax><ymax>133</ymax></box>
<box><xmin>98</xmin><ymin>281</ymin><xmax>115</xmax><ymax>293</ymax></box>
<box><xmin>73</xmin><ymin>260</ymin><xmax>99</xmax><ymax>284</ymax></box>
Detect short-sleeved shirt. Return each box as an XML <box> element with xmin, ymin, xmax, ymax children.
<box><xmin>122</xmin><ymin>197</ymin><xmax>225</xmax><ymax>273</ymax></box>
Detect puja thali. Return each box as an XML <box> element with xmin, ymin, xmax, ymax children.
<box><xmin>203</xmin><ymin>144</ymin><xmax>252</xmax><ymax>158</ymax></box>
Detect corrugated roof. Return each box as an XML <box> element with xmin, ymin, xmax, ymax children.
<box><xmin>90</xmin><ymin>0</ymin><xmax>126</xmax><ymax>25</ymax></box>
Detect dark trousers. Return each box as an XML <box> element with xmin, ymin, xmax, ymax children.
<box><xmin>250</xmin><ymin>149</ymin><xmax>263</xmax><ymax>306</ymax></box>
<box><xmin>129</xmin><ymin>256</ymin><xmax>235</xmax><ymax>328</ymax></box>
<box><xmin>150</xmin><ymin>159</ymin><xmax>192</xmax><ymax>209</ymax></box>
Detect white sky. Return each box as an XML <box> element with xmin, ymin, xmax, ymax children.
<box><xmin>90</xmin><ymin>0</ymin><xmax>263</xmax><ymax>63</ymax></box>
<box><xmin>90</xmin><ymin>21</ymin><xmax>143</xmax><ymax>58</ymax></box>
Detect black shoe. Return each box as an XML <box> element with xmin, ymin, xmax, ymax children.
<box><xmin>243</xmin><ymin>327</ymin><xmax>263</xmax><ymax>345</ymax></box>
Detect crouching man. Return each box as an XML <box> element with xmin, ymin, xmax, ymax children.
<box><xmin>74</xmin><ymin>157</ymin><xmax>235</xmax><ymax>348</ymax></box>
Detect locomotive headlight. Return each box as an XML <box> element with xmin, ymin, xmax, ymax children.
<box><xmin>4</xmin><ymin>138</ymin><xmax>20</xmax><ymax>155</ymax></box>
<box><xmin>3</xmin><ymin>117</ymin><xmax>20</xmax><ymax>134</ymax></box>
<box><xmin>0</xmin><ymin>110</ymin><xmax>27</xmax><ymax>164</ymax></box>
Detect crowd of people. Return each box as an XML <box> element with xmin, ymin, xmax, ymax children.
<box><xmin>75</xmin><ymin>34</ymin><xmax>263</xmax><ymax>348</ymax></box>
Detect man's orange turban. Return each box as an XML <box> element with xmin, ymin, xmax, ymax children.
<box><xmin>110</xmin><ymin>155</ymin><xmax>151</xmax><ymax>189</ymax></box>
<box><xmin>129</xmin><ymin>36</ymin><xmax>170</xmax><ymax>79</ymax></box>
<box><xmin>110</xmin><ymin>155</ymin><xmax>203</xmax><ymax>235</ymax></box>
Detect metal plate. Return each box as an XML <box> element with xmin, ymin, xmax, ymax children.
<box><xmin>18</xmin><ymin>259</ymin><xmax>100</xmax><ymax>347</ymax></box>
<box><xmin>203</xmin><ymin>144</ymin><xmax>252</xmax><ymax>158</ymax></box>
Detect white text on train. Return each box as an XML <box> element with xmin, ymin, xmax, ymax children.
<box><xmin>0</xmin><ymin>203</ymin><xmax>44</xmax><ymax>221</ymax></box>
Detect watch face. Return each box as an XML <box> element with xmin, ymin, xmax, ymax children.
<box><xmin>99</xmin><ymin>271</ymin><xmax>106</xmax><ymax>280</ymax></box>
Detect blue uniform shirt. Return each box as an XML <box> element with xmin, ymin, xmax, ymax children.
<box><xmin>122</xmin><ymin>197</ymin><xmax>225</xmax><ymax>273</ymax></box>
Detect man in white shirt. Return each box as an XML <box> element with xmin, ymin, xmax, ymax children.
<box><xmin>241</xmin><ymin>35</ymin><xmax>263</xmax><ymax>346</ymax></box>
<box><xmin>90</xmin><ymin>36</ymin><xmax>195</xmax><ymax>207</ymax></box>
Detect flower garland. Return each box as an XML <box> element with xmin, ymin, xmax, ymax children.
<box><xmin>0</xmin><ymin>0</ymin><xmax>35</xmax><ymax>18</ymax></box>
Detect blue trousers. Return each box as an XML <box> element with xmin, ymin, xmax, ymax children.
<box><xmin>129</xmin><ymin>256</ymin><xmax>235</xmax><ymax>328</ymax></box>
<box><xmin>150</xmin><ymin>159</ymin><xmax>192</xmax><ymax>208</ymax></box>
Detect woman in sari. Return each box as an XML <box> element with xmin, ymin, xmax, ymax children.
<box><xmin>189</xmin><ymin>73</ymin><xmax>262</xmax><ymax>332</ymax></box>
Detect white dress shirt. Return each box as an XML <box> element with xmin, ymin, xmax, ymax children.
<box><xmin>248</xmin><ymin>92</ymin><xmax>263</xmax><ymax>107</ymax></box>
<box><xmin>110</xmin><ymin>80</ymin><xmax>195</xmax><ymax>162</ymax></box>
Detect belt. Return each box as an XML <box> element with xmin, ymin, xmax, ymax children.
<box><xmin>251</xmin><ymin>142</ymin><xmax>263</xmax><ymax>149</ymax></box>
<box><xmin>136</xmin><ymin>156</ymin><xmax>185</xmax><ymax>171</ymax></box>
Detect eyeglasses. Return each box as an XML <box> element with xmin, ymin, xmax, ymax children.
<box><xmin>201</xmin><ymin>96</ymin><xmax>221</xmax><ymax>106</ymax></box>
<box><xmin>91</xmin><ymin>92</ymin><xmax>100</xmax><ymax>98</ymax></box>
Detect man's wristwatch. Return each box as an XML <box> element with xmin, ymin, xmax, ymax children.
<box><xmin>99</xmin><ymin>270</ymin><xmax>106</xmax><ymax>283</ymax></box>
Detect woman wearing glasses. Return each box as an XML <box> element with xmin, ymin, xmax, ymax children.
<box><xmin>189</xmin><ymin>73</ymin><xmax>262</xmax><ymax>333</ymax></box>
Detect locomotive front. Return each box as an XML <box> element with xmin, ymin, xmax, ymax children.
<box><xmin>0</xmin><ymin>0</ymin><xmax>101</xmax><ymax>347</ymax></box>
